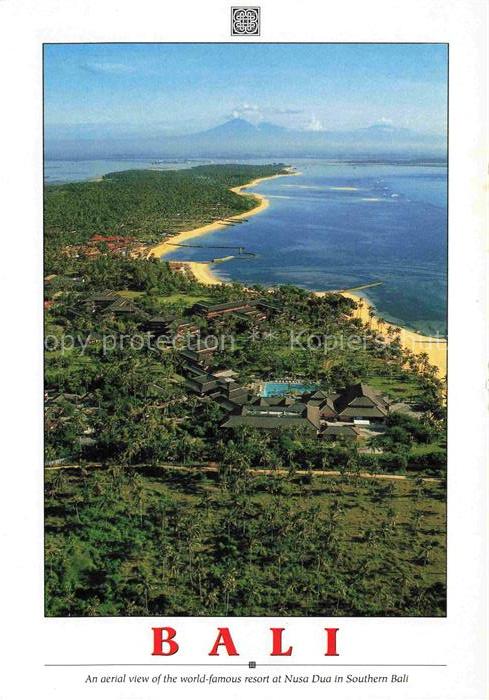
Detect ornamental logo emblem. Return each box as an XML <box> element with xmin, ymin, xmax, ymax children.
<box><xmin>231</xmin><ymin>7</ymin><xmax>260</xmax><ymax>36</ymax></box>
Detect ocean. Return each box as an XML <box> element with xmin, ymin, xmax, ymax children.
<box><xmin>44</xmin><ymin>158</ymin><xmax>447</xmax><ymax>337</ymax></box>
<box><xmin>43</xmin><ymin>157</ymin><xmax>275</xmax><ymax>184</ymax></box>
<box><xmin>165</xmin><ymin>161</ymin><xmax>447</xmax><ymax>337</ymax></box>
<box><xmin>43</xmin><ymin>158</ymin><xmax>211</xmax><ymax>184</ymax></box>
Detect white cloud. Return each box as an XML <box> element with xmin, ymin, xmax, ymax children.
<box><xmin>226</xmin><ymin>103</ymin><xmax>305</xmax><ymax>126</ymax></box>
<box><xmin>228</xmin><ymin>102</ymin><xmax>263</xmax><ymax>121</ymax></box>
<box><xmin>303</xmin><ymin>114</ymin><xmax>324</xmax><ymax>132</ymax></box>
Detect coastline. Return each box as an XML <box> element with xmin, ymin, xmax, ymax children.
<box><xmin>186</xmin><ymin>261</ymin><xmax>224</xmax><ymax>286</ymax></box>
<box><xmin>147</xmin><ymin>170</ymin><xmax>297</xmax><ymax>265</ymax></box>
<box><xmin>337</xmin><ymin>291</ymin><xmax>447</xmax><ymax>379</ymax></box>
<box><xmin>148</xmin><ymin>168</ymin><xmax>446</xmax><ymax>379</ymax></box>
<box><xmin>182</xmin><ymin>276</ymin><xmax>447</xmax><ymax>379</ymax></box>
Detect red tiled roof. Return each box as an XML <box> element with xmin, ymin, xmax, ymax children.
<box><xmin>90</xmin><ymin>234</ymin><xmax>133</xmax><ymax>243</ymax></box>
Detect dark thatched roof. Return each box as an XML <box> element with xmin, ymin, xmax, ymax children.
<box><xmin>334</xmin><ymin>383</ymin><xmax>387</xmax><ymax>415</ymax></box>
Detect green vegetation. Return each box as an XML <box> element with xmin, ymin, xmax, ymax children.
<box><xmin>117</xmin><ymin>290</ymin><xmax>211</xmax><ymax>306</ymax></box>
<box><xmin>44</xmin><ymin>164</ymin><xmax>287</xmax><ymax>249</ymax></box>
<box><xmin>45</xmin><ymin>468</ymin><xmax>445</xmax><ymax>617</ymax></box>
<box><xmin>365</xmin><ymin>375</ymin><xmax>422</xmax><ymax>403</ymax></box>
<box><xmin>44</xmin><ymin>164</ymin><xmax>446</xmax><ymax>617</ymax></box>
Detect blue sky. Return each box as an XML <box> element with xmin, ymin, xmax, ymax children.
<box><xmin>44</xmin><ymin>43</ymin><xmax>447</xmax><ymax>139</ymax></box>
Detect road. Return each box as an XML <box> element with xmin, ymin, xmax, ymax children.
<box><xmin>45</xmin><ymin>461</ymin><xmax>441</xmax><ymax>483</ymax></box>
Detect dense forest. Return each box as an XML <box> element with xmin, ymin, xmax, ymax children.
<box><xmin>45</xmin><ymin>467</ymin><xmax>445</xmax><ymax>617</ymax></box>
<box><xmin>44</xmin><ymin>164</ymin><xmax>446</xmax><ymax>617</ymax></box>
<box><xmin>44</xmin><ymin>164</ymin><xmax>287</xmax><ymax>248</ymax></box>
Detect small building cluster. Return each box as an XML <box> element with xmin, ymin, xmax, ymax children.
<box><xmin>78</xmin><ymin>294</ymin><xmax>279</xmax><ymax>341</ymax></box>
<box><xmin>166</xmin><ymin>261</ymin><xmax>201</xmax><ymax>282</ymax></box>
<box><xmin>179</xmin><ymin>340</ymin><xmax>388</xmax><ymax>439</ymax></box>
<box><xmin>190</xmin><ymin>299</ymin><xmax>279</xmax><ymax>325</ymax></box>
<box><xmin>144</xmin><ymin>316</ymin><xmax>200</xmax><ymax>340</ymax></box>
<box><xmin>54</xmin><ymin>289</ymin><xmax>388</xmax><ymax>440</ymax></box>
<box><xmin>85</xmin><ymin>291</ymin><xmax>143</xmax><ymax>318</ymax></box>
<box><xmin>64</xmin><ymin>234</ymin><xmax>144</xmax><ymax>258</ymax></box>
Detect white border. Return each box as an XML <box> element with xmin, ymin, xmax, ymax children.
<box><xmin>0</xmin><ymin>1</ymin><xmax>487</xmax><ymax>698</ymax></box>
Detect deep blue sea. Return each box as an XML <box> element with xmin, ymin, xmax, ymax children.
<box><xmin>44</xmin><ymin>158</ymin><xmax>447</xmax><ymax>336</ymax></box>
<box><xmin>165</xmin><ymin>161</ymin><xmax>447</xmax><ymax>337</ymax></box>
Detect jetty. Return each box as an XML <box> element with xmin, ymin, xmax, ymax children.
<box><xmin>165</xmin><ymin>242</ymin><xmax>257</xmax><ymax>258</ymax></box>
<box><xmin>335</xmin><ymin>281</ymin><xmax>384</xmax><ymax>294</ymax></box>
<box><xmin>211</xmin><ymin>255</ymin><xmax>235</xmax><ymax>263</ymax></box>
<box><xmin>166</xmin><ymin>242</ymin><xmax>248</xmax><ymax>252</ymax></box>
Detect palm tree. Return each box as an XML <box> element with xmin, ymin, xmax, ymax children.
<box><xmin>367</xmin><ymin>306</ymin><xmax>375</xmax><ymax>328</ymax></box>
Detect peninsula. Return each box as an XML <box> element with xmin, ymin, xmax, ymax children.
<box><xmin>148</xmin><ymin>168</ymin><xmax>298</xmax><ymax>260</ymax></box>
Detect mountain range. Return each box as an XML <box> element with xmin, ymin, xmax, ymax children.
<box><xmin>45</xmin><ymin>118</ymin><xmax>446</xmax><ymax>160</ymax></box>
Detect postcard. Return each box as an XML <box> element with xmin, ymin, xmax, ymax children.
<box><xmin>1</xmin><ymin>0</ymin><xmax>487</xmax><ymax>698</ymax></box>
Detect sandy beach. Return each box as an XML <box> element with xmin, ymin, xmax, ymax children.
<box><xmin>186</xmin><ymin>262</ymin><xmax>223</xmax><ymax>286</ymax></box>
<box><xmin>336</xmin><ymin>291</ymin><xmax>447</xmax><ymax>379</ymax></box>
<box><xmin>148</xmin><ymin>169</ymin><xmax>297</xmax><ymax>262</ymax></box>
<box><xmin>148</xmin><ymin>168</ymin><xmax>447</xmax><ymax>379</ymax></box>
<box><xmin>183</xmin><ymin>273</ymin><xmax>446</xmax><ymax>379</ymax></box>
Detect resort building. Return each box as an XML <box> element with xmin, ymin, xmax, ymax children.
<box><xmin>64</xmin><ymin>235</ymin><xmax>141</xmax><ymax>258</ymax></box>
<box><xmin>184</xmin><ymin>372</ymin><xmax>251</xmax><ymax>408</ymax></box>
<box><xmin>250</xmin><ymin>396</ymin><xmax>297</xmax><ymax>407</ymax></box>
<box><xmin>222</xmin><ymin>403</ymin><xmax>321</xmax><ymax>433</ymax></box>
<box><xmin>214</xmin><ymin>380</ymin><xmax>250</xmax><ymax>409</ymax></box>
<box><xmin>144</xmin><ymin>316</ymin><xmax>199</xmax><ymax>339</ymax></box>
<box><xmin>179</xmin><ymin>340</ymin><xmax>218</xmax><ymax>367</ymax></box>
<box><xmin>192</xmin><ymin>299</ymin><xmax>255</xmax><ymax>318</ymax></box>
<box><xmin>212</xmin><ymin>368</ymin><xmax>239</xmax><ymax>380</ymax></box>
<box><xmin>191</xmin><ymin>298</ymin><xmax>279</xmax><ymax>322</ymax></box>
<box><xmin>101</xmin><ymin>296</ymin><xmax>142</xmax><ymax>317</ymax></box>
<box><xmin>185</xmin><ymin>374</ymin><xmax>220</xmax><ymax>395</ymax></box>
<box><xmin>84</xmin><ymin>290</ymin><xmax>146</xmax><ymax>319</ymax></box>
<box><xmin>178</xmin><ymin>335</ymin><xmax>387</xmax><ymax>436</ymax></box>
<box><xmin>86</xmin><ymin>290</ymin><xmax>121</xmax><ymax>312</ymax></box>
<box><xmin>330</xmin><ymin>383</ymin><xmax>388</xmax><ymax>424</ymax></box>
<box><xmin>321</xmin><ymin>424</ymin><xmax>361</xmax><ymax>440</ymax></box>
<box><xmin>219</xmin><ymin>384</ymin><xmax>388</xmax><ymax>433</ymax></box>
<box><xmin>300</xmin><ymin>384</ymin><xmax>388</xmax><ymax>425</ymax></box>
<box><xmin>89</xmin><ymin>234</ymin><xmax>137</xmax><ymax>254</ymax></box>
<box><xmin>302</xmin><ymin>389</ymin><xmax>338</xmax><ymax>420</ymax></box>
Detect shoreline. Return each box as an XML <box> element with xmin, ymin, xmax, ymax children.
<box><xmin>335</xmin><ymin>291</ymin><xmax>447</xmax><ymax>379</ymax></box>
<box><xmin>186</xmin><ymin>261</ymin><xmax>224</xmax><ymax>286</ymax></box>
<box><xmin>184</xmin><ymin>273</ymin><xmax>447</xmax><ymax>378</ymax></box>
<box><xmin>148</xmin><ymin>169</ymin><xmax>297</xmax><ymax>264</ymax></box>
<box><xmin>148</xmin><ymin>168</ymin><xmax>446</xmax><ymax>379</ymax></box>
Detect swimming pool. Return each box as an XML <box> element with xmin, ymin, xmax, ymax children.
<box><xmin>260</xmin><ymin>382</ymin><xmax>319</xmax><ymax>398</ymax></box>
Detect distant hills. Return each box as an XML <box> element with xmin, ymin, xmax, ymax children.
<box><xmin>45</xmin><ymin>117</ymin><xmax>446</xmax><ymax>160</ymax></box>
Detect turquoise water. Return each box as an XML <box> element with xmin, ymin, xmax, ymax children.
<box><xmin>165</xmin><ymin>160</ymin><xmax>447</xmax><ymax>337</ymax></box>
<box><xmin>261</xmin><ymin>382</ymin><xmax>319</xmax><ymax>398</ymax></box>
